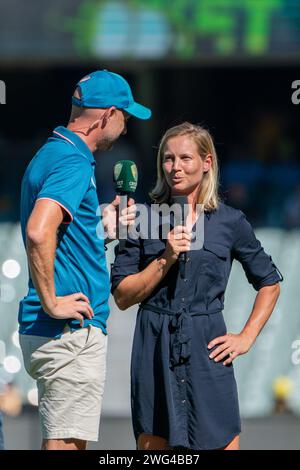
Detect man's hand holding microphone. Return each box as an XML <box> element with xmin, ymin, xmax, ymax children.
<box><xmin>102</xmin><ymin>194</ymin><xmax>136</xmax><ymax>241</ymax></box>
<box><xmin>102</xmin><ymin>160</ymin><xmax>138</xmax><ymax>242</ymax></box>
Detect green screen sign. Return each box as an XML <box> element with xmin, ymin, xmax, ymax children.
<box><xmin>0</xmin><ymin>0</ymin><xmax>299</xmax><ymax>61</ymax></box>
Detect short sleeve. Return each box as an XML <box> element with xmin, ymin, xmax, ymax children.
<box><xmin>37</xmin><ymin>154</ymin><xmax>92</xmax><ymax>224</ymax></box>
<box><xmin>232</xmin><ymin>211</ymin><xmax>283</xmax><ymax>291</ymax></box>
<box><xmin>110</xmin><ymin>237</ymin><xmax>141</xmax><ymax>294</ymax></box>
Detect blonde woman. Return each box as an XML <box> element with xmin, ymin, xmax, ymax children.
<box><xmin>111</xmin><ymin>122</ymin><xmax>283</xmax><ymax>450</ymax></box>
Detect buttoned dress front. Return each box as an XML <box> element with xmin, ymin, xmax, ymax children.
<box><xmin>111</xmin><ymin>202</ymin><xmax>283</xmax><ymax>450</ymax></box>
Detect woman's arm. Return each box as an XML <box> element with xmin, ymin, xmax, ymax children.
<box><xmin>210</xmin><ymin>209</ymin><xmax>283</xmax><ymax>365</ymax></box>
<box><xmin>207</xmin><ymin>283</ymin><xmax>281</xmax><ymax>365</ymax></box>
<box><xmin>240</xmin><ymin>283</ymin><xmax>281</xmax><ymax>344</ymax></box>
<box><xmin>114</xmin><ymin>254</ymin><xmax>173</xmax><ymax>310</ymax></box>
<box><xmin>113</xmin><ymin>225</ymin><xmax>191</xmax><ymax>310</ymax></box>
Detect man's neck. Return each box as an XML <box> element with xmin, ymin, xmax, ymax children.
<box><xmin>67</xmin><ymin>124</ymin><xmax>96</xmax><ymax>153</ymax></box>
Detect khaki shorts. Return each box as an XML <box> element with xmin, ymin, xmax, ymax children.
<box><xmin>19</xmin><ymin>325</ymin><xmax>107</xmax><ymax>442</ymax></box>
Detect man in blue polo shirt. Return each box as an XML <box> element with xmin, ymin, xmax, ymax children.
<box><xmin>18</xmin><ymin>70</ymin><xmax>151</xmax><ymax>450</ymax></box>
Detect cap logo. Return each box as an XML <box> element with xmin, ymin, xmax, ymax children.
<box><xmin>79</xmin><ymin>75</ymin><xmax>91</xmax><ymax>83</ymax></box>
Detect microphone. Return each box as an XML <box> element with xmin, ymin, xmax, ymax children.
<box><xmin>113</xmin><ymin>160</ymin><xmax>138</xmax><ymax>242</ymax></box>
<box><xmin>172</xmin><ymin>195</ymin><xmax>189</xmax><ymax>279</ymax></box>
<box><xmin>113</xmin><ymin>160</ymin><xmax>138</xmax><ymax>195</ymax></box>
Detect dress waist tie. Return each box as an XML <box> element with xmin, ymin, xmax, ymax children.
<box><xmin>140</xmin><ymin>303</ymin><xmax>222</xmax><ymax>369</ymax></box>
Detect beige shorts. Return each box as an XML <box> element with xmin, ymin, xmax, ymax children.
<box><xmin>19</xmin><ymin>325</ymin><xmax>107</xmax><ymax>442</ymax></box>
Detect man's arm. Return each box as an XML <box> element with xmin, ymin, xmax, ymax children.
<box><xmin>26</xmin><ymin>199</ymin><xmax>94</xmax><ymax>326</ymax></box>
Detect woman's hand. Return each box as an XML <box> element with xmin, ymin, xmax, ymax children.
<box><xmin>163</xmin><ymin>225</ymin><xmax>192</xmax><ymax>265</ymax></box>
<box><xmin>207</xmin><ymin>331</ymin><xmax>256</xmax><ymax>365</ymax></box>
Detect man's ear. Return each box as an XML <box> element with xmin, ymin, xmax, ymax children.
<box><xmin>101</xmin><ymin>106</ymin><xmax>116</xmax><ymax>129</ymax></box>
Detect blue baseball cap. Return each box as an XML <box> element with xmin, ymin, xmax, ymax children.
<box><xmin>72</xmin><ymin>70</ymin><xmax>152</xmax><ymax>120</ymax></box>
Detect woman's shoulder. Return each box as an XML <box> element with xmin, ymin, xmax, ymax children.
<box><xmin>205</xmin><ymin>202</ymin><xmax>252</xmax><ymax>249</ymax></box>
<box><xmin>213</xmin><ymin>201</ymin><xmax>245</xmax><ymax>224</ymax></box>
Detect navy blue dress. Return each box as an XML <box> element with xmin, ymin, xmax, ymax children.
<box><xmin>111</xmin><ymin>202</ymin><xmax>283</xmax><ymax>450</ymax></box>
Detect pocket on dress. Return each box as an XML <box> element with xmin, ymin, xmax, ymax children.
<box><xmin>203</xmin><ymin>242</ymin><xmax>229</xmax><ymax>260</ymax></box>
<box><xmin>196</xmin><ymin>243</ymin><xmax>229</xmax><ymax>309</ymax></box>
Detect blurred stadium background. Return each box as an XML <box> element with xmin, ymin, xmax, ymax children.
<box><xmin>0</xmin><ymin>0</ymin><xmax>300</xmax><ymax>449</ymax></box>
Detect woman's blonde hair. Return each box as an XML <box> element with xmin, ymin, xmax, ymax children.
<box><xmin>149</xmin><ymin>122</ymin><xmax>221</xmax><ymax>211</ymax></box>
